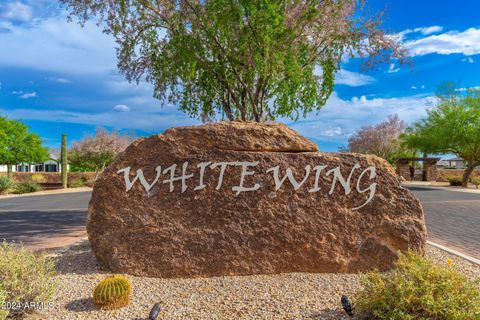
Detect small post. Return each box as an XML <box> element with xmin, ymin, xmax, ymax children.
<box><xmin>61</xmin><ymin>134</ymin><xmax>67</xmax><ymax>188</ymax></box>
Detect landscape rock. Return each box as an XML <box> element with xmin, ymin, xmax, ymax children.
<box><xmin>88</xmin><ymin>121</ymin><xmax>426</xmax><ymax>278</ymax></box>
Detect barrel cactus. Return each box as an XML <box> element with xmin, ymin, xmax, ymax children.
<box><xmin>93</xmin><ymin>275</ymin><xmax>132</xmax><ymax>310</ymax></box>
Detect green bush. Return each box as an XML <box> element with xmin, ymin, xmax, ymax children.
<box><xmin>471</xmin><ymin>177</ymin><xmax>480</xmax><ymax>189</ymax></box>
<box><xmin>446</xmin><ymin>176</ymin><xmax>463</xmax><ymax>186</ymax></box>
<box><xmin>355</xmin><ymin>251</ymin><xmax>480</xmax><ymax>320</ymax></box>
<box><xmin>0</xmin><ymin>286</ymin><xmax>8</xmax><ymax>320</ymax></box>
<box><xmin>14</xmin><ymin>182</ymin><xmax>41</xmax><ymax>194</ymax></box>
<box><xmin>0</xmin><ymin>242</ymin><xmax>58</xmax><ymax>317</ymax></box>
<box><xmin>0</xmin><ymin>176</ymin><xmax>13</xmax><ymax>194</ymax></box>
<box><xmin>68</xmin><ymin>176</ymin><xmax>88</xmax><ymax>188</ymax></box>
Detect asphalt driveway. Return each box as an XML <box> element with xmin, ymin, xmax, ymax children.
<box><xmin>407</xmin><ymin>186</ymin><xmax>480</xmax><ymax>259</ymax></box>
<box><xmin>0</xmin><ymin>192</ymin><xmax>90</xmax><ymax>250</ymax></box>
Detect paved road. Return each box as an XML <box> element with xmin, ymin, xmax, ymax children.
<box><xmin>408</xmin><ymin>186</ymin><xmax>480</xmax><ymax>259</ymax></box>
<box><xmin>0</xmin><ymin>192</ymin><xmax>90</xmax><ymax>250</ymax></box>
<box><xmin>0</xmin><ymin>188</ymin><xmax>479</xmax><ymax>259</ymax></box>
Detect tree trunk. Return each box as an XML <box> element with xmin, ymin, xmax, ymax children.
<box><xmin>6</xmin><ymin>164</ymin><xmax>12</xmax><ymax>177</ymax></box>
<box><xmin>462</xmin><ymin>163</ymin><xmax>476</xmax><ymax>188</ymax></box>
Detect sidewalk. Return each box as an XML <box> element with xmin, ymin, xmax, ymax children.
<box><xmin>0</xmin><ymin>187</ymin><xmax>92</xmax><ymax>200</ymax></box>
<box><xmin>402</xmin><ymin>181</ymin><xmax>480</xmax><ymax>194</ymax></box>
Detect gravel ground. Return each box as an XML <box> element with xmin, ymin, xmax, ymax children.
<box><xmin>27</xmin><ymin>241</ymin><xmax>479</xmax><ymax>320</ymax></box>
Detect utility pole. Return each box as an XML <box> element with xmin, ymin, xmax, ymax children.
<box><xmin>61</xmin><ymin>134</ymin><xmax>67</xmax><ymax>188</ymax></box>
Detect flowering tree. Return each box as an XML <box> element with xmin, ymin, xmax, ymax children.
<box><xmin>69</xmin><ymin>128</ymin><xmax>132</xmax><ymax>176</ymax></box>
<box><xmin>342</xmin><ymin>114</ymin><xmax>414</xmax><ymax>164</ymax></box>
<box><xmin>61</xmin><ymin>0</ymin><xmax>407</xmax><ymax>122</ymax></box>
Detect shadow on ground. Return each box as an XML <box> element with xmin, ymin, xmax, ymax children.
<box><xmin>0</xmin><ymin>210</ymin><xmax>87</xmax><ymax>246</ymax></box>
<box><xmin>308</xmin><ymin>308</ymin><xmax>358</xmax><ymax>319</ymax></box>
<box><xmin>53</xmin><ymin>240</ymin><xmax>106</xmax><ymax>276</ymax></box>
<box><xmin>65</xmin><ymin>297</ymin><xmax>95</xmax><ymax>312</ymax></box>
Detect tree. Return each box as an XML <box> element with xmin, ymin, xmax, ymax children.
<box><xmin>61</xmin><ymin>0</ymin><xmax>406</xmax><ymax>122</ymax></box>
<box><xmin>341</xmin><ymin>114</ymin><xmax>415</xmax><ymax>164</ymax></box>
<box><xmin>0</xmin><ymin>116</ymin><xmax>49</xmax><ymax>176</ymax></box>
<box><xmin>69</xmin><ymin>128</ymin><xmax>132</xmax><ymax>176</ymax></box>
<box><xmin>404</xmin><ymin>84</ymin><xmax>480</xmax><ymax>187</ymax></box>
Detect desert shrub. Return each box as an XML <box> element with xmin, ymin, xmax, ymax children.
<box><xmin>30</xmin><ymin>173</ymin><xmax>47</xmax><ymax>184</ymax></box>
<box><xmin>355</xmin><ymin>251</ymin><xmax>480</xmax><ymax>320</ymax></box>
<box><xmin>14</xmin><ymin>182</ymin><xmax>41</xmax><ymax>194</ymax></box>
<box><xmin>0</xmin><ymin>286</ymin><xmax>8</xmax><ymax>320</ymax></box>
<box><xmin>471</xmin><ymin>177</ymin><xmax>480</xmax><ymax>189</ymax></box>
<box><xmin>0</xmin><ymin>242</ymin><xmax>58</xmax><ymax>317</ymax></box>
<box><xmin>93</xmin><ymin>275</ymin><xmax>132</xmax><ymax>310</ymax></box>
<box><xmin>0</xmin><ymin>176</ymin><xmax>13</xmax><ymax>193</ymax></box>
<box><xmin>68</xmin><ymin>176</ymin><xmax>88</xmax><ymax>188</ymax></box>
<box><xmin>446</xmin><ymin>176</ymin><xmax>463</xmax><ymax>186</ymax></box>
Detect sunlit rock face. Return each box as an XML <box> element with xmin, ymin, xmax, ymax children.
<box><xmin>88</xmin><ymin>122</ymin><xmax>426</xmax><ymax>278</ymax></box>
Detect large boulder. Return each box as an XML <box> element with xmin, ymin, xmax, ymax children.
<box><xmin>88</xmin><ymin>122</ymin><xmax>426</xmax><ymax>278</ymax></box>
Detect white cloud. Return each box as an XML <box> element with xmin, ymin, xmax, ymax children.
<box><xmin>462</xmin><ymin>57</ymin><xmax>475</xmax><ymax>63</ymax></box>
<box><xmin>49</xmin><ymin>77</ymin><xmax>71</xmax><ymax>83</ymax></box>
<box><xmin>0</xmin><ymin>105</ymin><xmax>199</xmax><ymax>132</ymax></box>
<box><xmin>411</xmin><ymin>86</ymin><xmax>417</xmax><ymax>90</ymax></box>
<box><xmin>455</xmin><ymin>86</ymin><xmax>480</xmax><ymax>92</ymax></box>
<box><xmin>1</xmin><ymin>91</ymin><xmax>435</xmax><ymax>149</ymax></box>
<box><xmin>113</xmin><ymin>104</ymin><xmax>130</xmax><ymax>112</ymax></box>
<box><xmin>420</xmin><ymin>85</ymin><xmax>425</xmax><ymax>89</ymax></box>
<box><xmin>19</xmin><ymin>91</ymin><xmax>36</xmax><ymax>99</ymax></box>
<box><xmin>0</xmin><ymin>13</ymin><xmax>116</xmax><ymax>74</ymax></box>
<box><xmin>321</xmin><ymin>127</ymin><xmax>342</xmax><ymax>137</ymax></box>
<box><xmin>405</xmin><ymin>28</ymin><xmax>480</xmax><ymax>56</ymax></box>
<box><xmin>335</xmin><ymin>69</ymin><xmax>375</xmax><ymax>87</ymax></box>
<box><xmin>287</xmin><ymin>92</ymin><xmax>435</xmax><ymax>146</ymax></box>
<box><xmin>394</xmin><ymin>25</ymin><xmax>443</xmax><ymax>41</ymax></box>
<box><xmin>387</xmin><ymin>63</ymin><xmax>400</xmax><ymax>73</ymax></box>
<box><xmin>413</xmin><ymin>26</ymin><xmax>443</xmax><ymax>35</ymax></box>
<box><xmin>11</xmin><ymin>90</ymin><xmax>23</xmax><ymax>95</ymax></box>
<box><xmin>0</xmin><ymin>1</ymin><xmax>33</xmax><ymax>22</ymax></box>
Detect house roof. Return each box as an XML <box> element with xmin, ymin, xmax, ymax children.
<box><xmin>49</xmin><ymin>149</ymin><xmax>60</xmax><ymax>160</ymax></box>
<box><xmin>445</xmin><ymin>157</ymin><xmax>464</xmax><ymax>161</ymax></box>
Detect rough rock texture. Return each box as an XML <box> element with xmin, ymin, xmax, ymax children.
<box><xmin>88</xmin><ymin>122</ymin><xmax>426</xmax><ymax>278</ymax></box>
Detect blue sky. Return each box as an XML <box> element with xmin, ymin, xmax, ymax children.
<box><xmin>1</xmin><ymin>0</ymin><xmax>480</xmax><ymax>152</ymax></box>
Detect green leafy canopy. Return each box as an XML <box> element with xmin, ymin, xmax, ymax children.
<box><xmin>0</xmin><ymin>116</ymin><xmax>49</xmax><ymax>167</ymax></box>
<box><xmin>61</xmin><ymin>0</ymin><xmax>406</xmax><ymax>122</ymax></box>
<box><xmin>404</xmin><ymin>83</ymin><xmax>480</xmax><ymax>186</ymax></box>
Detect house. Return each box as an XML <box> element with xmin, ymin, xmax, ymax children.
<box><xmin>0</xmin><ymin>152</ymin><xmax>68</xmax><ymax>173</ymax></box>
<box><xmin>438</xmin><ymin>157</ymin><xmax>480</xmax><ymax>169</ymax></box>
<box><xmin>444</xmin><ymin>157</ymin><xmax>466</xmax><ymax>169</ymax></box>
<box><xmin>436</xmin><ymin>160</ymin><xmax>450</xmax><ymax>168</ymax></box>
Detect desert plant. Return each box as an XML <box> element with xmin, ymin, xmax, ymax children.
<box><xmin>68</xmin><ymin>176</ymin><xmax>88</xmax><ymax>188</ymax></box>
<box><xmin>14</xmin><ymin>182</ymin><xmax>41</xmax><ymax>194</ymax></box>
<box><xmin>0</xmin><ymin>176</ymin><xmax>13</xmax><ymax>193</ymax></box>
<box><xmin>0</xmin><ymin>242</ymin><xmax>58</xmax><ymax>317</ymax></box>
<box><xmin>30</xmin><ymin>173</ymin><xmax>47</xmax><ymax>184</ymax></box>
<box><xmin>471</xmin><ymin>177</ymin><xmax>480</xmax><ymax>189</ymax></box>
<box><xmin>355</xmin><ymin>251</ymin><xmax>480</xmax><ymax>320</ymax></box>
<box><xmin>0</xmin><ymin>286</ymin><xmax>8</xmax><ymax>320</ymax></box>
<box><xmin>93</xmin><ymin>275</ymin><xmax>132</xmax><ymax>310</ymax></box>
<box><xmin>446</xmin><ymin>176</ymin><xmax>463</xmax><ymax>186</ymax></box>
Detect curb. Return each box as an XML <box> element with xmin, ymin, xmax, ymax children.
<box><xmin>0</xmin><ymin>187</ymin><xmax>92</xmax><ymax>199</ymax></box>
<box><xmin>427</xmin><ymin>240</ymin><xmax>480</xmax><ymax>265</ymax></box>
<box><xmin>404</xmin><ymin>183</ymin><xmax>480</xmax><ymax>194</ymax></box>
